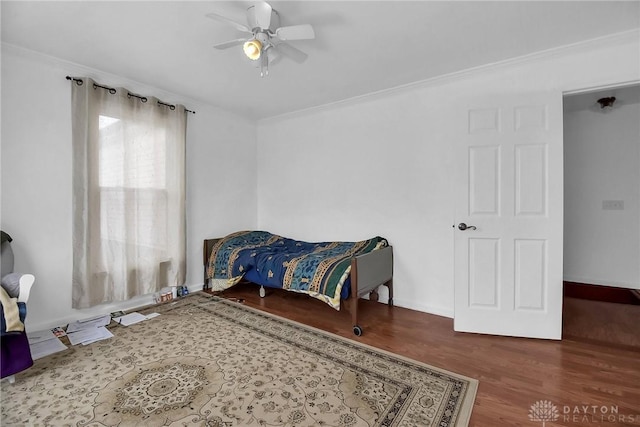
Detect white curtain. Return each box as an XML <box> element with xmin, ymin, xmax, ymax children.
<box><xmin>71</xmin><ymin>78</ymin><xmax>186</xmax><ymax>308</ymax></box>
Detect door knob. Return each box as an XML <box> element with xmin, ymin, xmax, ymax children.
<box><xmin>458</xmin><ymin>223</ymin><xmax>477</xmax><ymax>231</ymax></box>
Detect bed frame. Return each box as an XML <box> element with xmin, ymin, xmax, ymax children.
<box><xmin>203</xmin><ymin>238</ymin><xmax>393</xmax><ymax>336</ymax></box>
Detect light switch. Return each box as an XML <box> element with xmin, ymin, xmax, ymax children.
<box><xmin>602</xmin><ymin>200</ymin><xmax>624</xmax><ymax>210</ymax></box>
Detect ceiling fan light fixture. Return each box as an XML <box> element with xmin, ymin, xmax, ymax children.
<box><xmin>243</xmin><ymin>39</ymin><xmax>262</xmax><ymax>60</ymax></box>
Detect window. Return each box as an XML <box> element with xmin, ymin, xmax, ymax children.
<box><xmin>98</xmin><ymin>114</ymin><xmax>168</xmax><ymax>249</ymax></box>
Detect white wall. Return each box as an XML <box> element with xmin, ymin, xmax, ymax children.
<box><xmin>1</xmin><ymin>44</ymin><xmax>257</xmax><ymax>331</ymax></box>
<box><xmin>2</xmin><ymin>30</ymin><xmax>638</xmax><ymax>330</ymax></box>
<box><xmin>256</xmin><ymin>31</ymin><xmax>640</xmax><ymax>317</ymax></box>
<box><xmin>564</xmin><ymin>95</ymin><xmax>640</xmax><ymax>289</ymax></box>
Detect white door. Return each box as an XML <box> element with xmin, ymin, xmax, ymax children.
<box><xmin>453</xmin><ymin>92</ymin><xmax>563</xmax><ymax>339</ymax></box>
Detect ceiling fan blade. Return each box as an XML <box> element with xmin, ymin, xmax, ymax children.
<box><xmin>213</xmin><ymin>38</ymin><xmax>247</xmax><ymax>50</ymax></box>
<box><xmin>206</xmin><ymin>12</ymin><xmax>252</xmax><ymax>34</ymax></box>
<box><xmin>275</xmin><ymin>24</ymin><xmax>315</xmax><ymax>41</ymax></box>
<box><xmin>273</xmin><ymin>42</ymin><xmax>308</xmax><ymax>64</ymax></box>
<box><xmin>253</xmin><ymin>2</ymin><xmax>272</xmax><ymax>29</ymax></box>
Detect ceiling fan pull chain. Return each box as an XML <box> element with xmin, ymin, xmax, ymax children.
<box><xmin>260</xmin><ymin>52</ymin><xmax>269</xmax><ymax>77</ymax></box>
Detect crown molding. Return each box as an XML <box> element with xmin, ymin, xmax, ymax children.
<box><xmin>1</xmin><ymin>42</ymin><xmax>255</xmax><ymax>127</ymax></box>
<box><xmin>260</xmin><ymin>28</ymin><xmax>640</xmax><ymax>124</ymax></box>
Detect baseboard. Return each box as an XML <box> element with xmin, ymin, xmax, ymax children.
<box><xmin>380</xmin><ymin>296</ymin><xmax>454</xmax><ymax>319</ymax></box>
<box><xmin>26</xmin><ymin>284</ymin><xmax>203</xmax><ymax>332</ymax></box>
<box><xmin>357</xmin><ymin>288</ymin><xmax>454</xmax><ymax>319</ymax></box>
<box><xmin>564</xmin><ymin>281</ymin><xmax>640</xmax><ymax>305</ymax></box>
<box><xmin>563</xmin><ymin>276</ymin><xmax>639</xmax><ymax>290</ymax></box>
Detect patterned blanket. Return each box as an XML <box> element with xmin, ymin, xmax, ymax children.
<box><xmin>206</xmin><ymin>231</ymin><xmax>387</xmax><ymax>309</ymax></box>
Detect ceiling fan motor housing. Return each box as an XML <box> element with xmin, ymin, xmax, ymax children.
<box><xmin>255</xmin><ymin>32</ymin><xmax>270</xmax><ymax>46</ymax></box>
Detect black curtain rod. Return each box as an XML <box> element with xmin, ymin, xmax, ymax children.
<box><xmin>65</xmin><ymin>76</ymin><xmax>196</xmax><ymax>114</ymax></box>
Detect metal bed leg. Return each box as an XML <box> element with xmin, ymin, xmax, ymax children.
<box><xmin>259</xmin><ymin>286</ymin><xmax>266</xmax><ymax>298</ymax></box>
<box><xmin>351</xmin><ymin>296</ymin><xmax>362</xmax><ymax>336</ymax></box>
<box><xmin>386</xmin><ymin>279</ymin><xmax>393</xmax><ymax>307</ymax></box>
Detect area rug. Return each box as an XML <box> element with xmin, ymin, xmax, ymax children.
<box><xmin>1</xmin><ymin>293</ymin><xmax>477</xmax><ymax>426</ymax></box>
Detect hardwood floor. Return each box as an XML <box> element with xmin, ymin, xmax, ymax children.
<box><xmin>563</xmin><ymin>297</ymin><xmax>640</xmax><ymax>349</ymax></box>
<box><xmin>208</xmin><ymin>283</ymin><xmax>640</xmax><ymax>427</ymax></box>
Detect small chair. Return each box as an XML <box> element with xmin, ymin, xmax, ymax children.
<box><xmin>1</xmin><ymin>231</ymin><xmax>35</xmax><ymax>383</ymax></box>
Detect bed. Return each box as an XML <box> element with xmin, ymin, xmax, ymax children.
<box><xmin>203</xmin><ymin>231</ymin><xmax>393</xmax><ymax>336</ymax></box>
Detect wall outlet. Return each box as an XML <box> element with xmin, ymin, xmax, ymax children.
<box><xmin>602</xmin><ymin>200</ymin><xmax>624</xmax><ymax>210</ymax></box>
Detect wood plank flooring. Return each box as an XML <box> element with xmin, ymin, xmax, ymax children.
<box><xmin>209</xmin><ymin>283</ymin><xmax>640</xmax><ymax>427</ymax></box>
<box><xmin>563</xmin><ymin>297</ymin><xmax>640</xmax><ymax>349</ymax></box>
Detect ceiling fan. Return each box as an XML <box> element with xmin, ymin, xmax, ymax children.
<box><xmin>207</xmin><ymin>2</ymin><xmax>315</xmax><ymax>77</ymax></box>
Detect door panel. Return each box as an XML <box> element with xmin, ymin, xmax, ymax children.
<box><xmin>469</xmin><ymin>238</ymin><xmax>500</xmax><ymax>308</ymax></box>
<box><xmin>454</xmin><ymin>93</ymin><xmax>563</xmax><ymax>339</ymax></box>
<box><xmin>469</xmin><ymin>146</ymin><xmax>501</xmax><ymax>215</ymax></box>
<box><xmin>514</xmin><ymin>239</ymin><xmax>546</xmax><ymax>310</ymax></box>
<box><xmin>515</xmin><ymin>144</ymin><xmax>547</xmax><ymax>215</ymax></box>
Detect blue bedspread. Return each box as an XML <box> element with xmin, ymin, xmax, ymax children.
<box><xmin>206</xmin><ymin>231</ymin><xmax>387</xmax><ymax>309</ymax></box>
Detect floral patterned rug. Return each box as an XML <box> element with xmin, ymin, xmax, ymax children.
<box><xmin>1</xmin><ymin>293</ymin><xmax>477</xmax><ymax>426</ymax></box>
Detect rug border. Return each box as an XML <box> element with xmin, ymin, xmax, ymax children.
<box><xmin>190</xmin><ymin>291</ymin><xmax>478</xmax><ymax>426</ymax></box>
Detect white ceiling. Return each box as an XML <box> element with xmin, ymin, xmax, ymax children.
<box><xmin>2</xmin><ymin>1</ymin><xmax>639</xmax><ymax>120</ymax></box>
